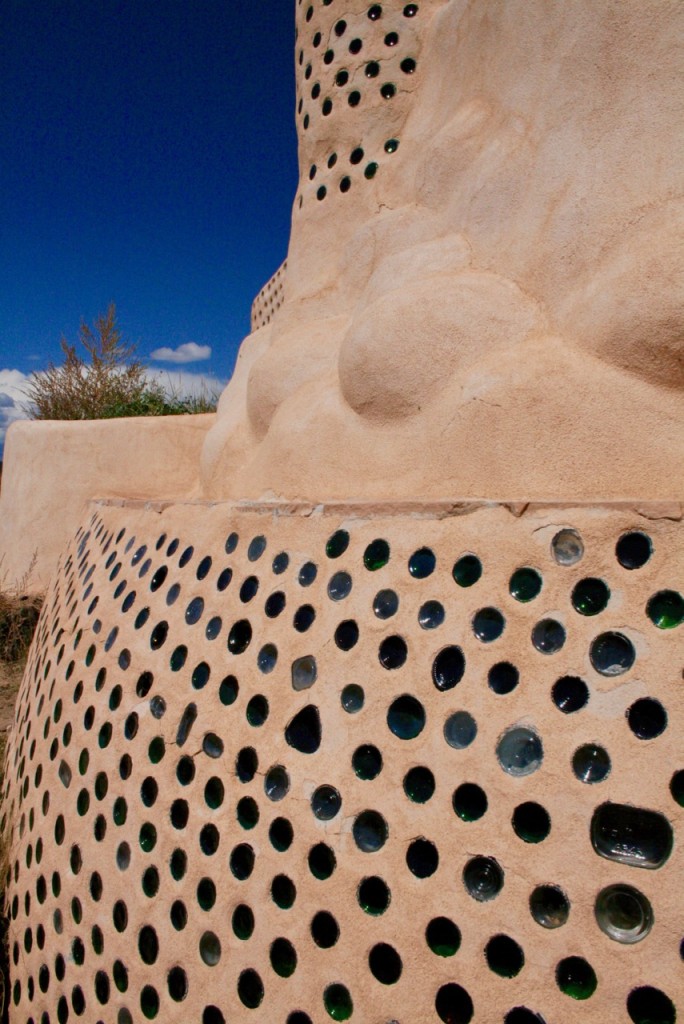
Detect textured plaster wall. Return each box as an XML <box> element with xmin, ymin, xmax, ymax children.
<box><xmin>4</xmin><ymin>497</ymin><xmax>682</xmax><ymax>1023</ymax></box>
<box><xmin>202</xmin><ymin>0</ymin><xmax>684</xmax><ymax>503</ymax></box>
<box><xmin>0</xmin><ymin>415</ymin><xmax>214</xmax><ymax>592</ymax></box>
<box><xmin>3</xmin><ymin>5</ymin><xmax>684</xmax><ymax>1022</ymax></box>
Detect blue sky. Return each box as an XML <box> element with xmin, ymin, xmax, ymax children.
<box><xmin>0</xmin><ymin>1</ymin><xmax>298</xmax><ymax>453</ymax></box>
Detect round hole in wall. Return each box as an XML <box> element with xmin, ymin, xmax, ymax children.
<box><xmin>335</xmin><ymin>619</ymin><xmax>359</xmax><ymax>650</ymax></box>
<box><xmin>293</xmin><ymin>604</ymin><xmax>316</xmax><ymax>632</ymax></box>
<box><xmin>555</xmin><ymin>956</ymin><xmax>597</xmax><ymax>1000</ymax></box>
<box><xmin>529</xmin><ymin>885</ymin><xmax>569</xmax><ymax>928</ymax></box>
<box><xmin>357</xmin><ymin>875</ymin><xmax>390</xmax><ymax>915</ymax></box>
<box><xmin>311</xmin><ymin>910</ymin><xmax>340</xmax><ymax>947</ymax></box>
<box><xmin>432</xmin><ymin>646</ymin><xmax>465</xmax><ymax>691</ymax></box>
<box><xmin>512</xmin><ymin>802</ymin><xmax>551</xmax><ymax>843</ymax></box>
<box><xmin>453</xmin><ymin>783</ymin><xmax>487</xmax><ymax>822</ymax></box>
<box><xmin>324</xmin><ymin>984</ymin><xmax>353</xmax><ymax>1021</ymax></box>
<box><xmin>269</xmin><ymin>817</ymin><xmax>294</xmax><ymax>852</ymax></box>
<box><xmin>341</xmin><ymin>684</ymin><xmax>364</xmax><ymax>713</ymax></box>
<box><xmin>509</xmin><ymin>567</ymin><xmax>542</xmax><ymax>602</ymax></box>
<box><xmin>387</xmin><ymin>695</ymin><xmax>425</xmax><ymax>739</ymax></box>
<box><xmin>616</xmin><ymin>531</ymin><xmax>652</xmax><ymax>569</ymax></box>
<box><xmin>435</xmin><ymin>983</ymin><xmax>473</xmax><ymax>1024</ymax></box>
<box><xmin>444</xmin><ymin>711</ymin><xmax>477</xmax><ymax>749</ymax></box>
<box><xmin>353</xmin><ymin>744</ymin><xmax>383</xmax><ymax>780</ymax></box>
<box><xmin>230</xmin><ymin>844</ymin><xmax>255</xmax><ymax>881</ymax></box>
<box><xmin>379</xmin><ymin>634</ymin><xmax>407</xmax><ymax>669</ymax></box>
<box><xmin>426</xmin><ymin>917</ymin><xmax>461</xmax><ymax>957</ymax></box>
<box><xmin>463</xmin><ymin>856</ymin><xmax>504</xmax><ymax>901</ymax></box>
<box><xmin>595</xmin><ymin>884</ymin><xmax>653</xmax><ymax>944</ymax></box>
<box><xmin>308</xmin><ymin>842</ymin><xmax>336</xmax><ymax>880</ymax></box>
<box><xmin>453</xmin><ymin>554</ymin><xmax>482</xmax><ymax>587</ymax></box>
<box><xmin>497</xmin><ymin>727</ymin><xmax>543</xmax><ymax>776</ymax></box>
<box><xmin>406</xmin><ymin>837</ymin><xmax>438</xmax><ymax>878</ymax></box>
<box><xmin>232</xmin><ymin>903</ymin><xmax>254</xmax><ymax>940</ymax></box>
<box><xmin>552</xmin><ymin>528</ymin><xmax>584</xmax><ymax>565</ymax></box>
<box><xmin>246</xmin><ymin>695</ymin><xmax>269</xmax><ymax>727</ymax></box>
<box><xmin>485</xmin><ymin>934</ymin><xmax>525</xmax><ymax>978</ymax></box>
<box><xmin>572</xmin><ymin>577</ymin><xmax>610</xmax><ymax>616</ymax></box>
<box><xmin>473</xmin><ymin>607</ymin><xmax>505</xmax><ymax>642</ymax></box>
<box><xmin>369</xmin><ymin>942</ymin><xmax>402</xmax><ymax>985</ymax></box>
<box><xmin>353</xmin><ymin>810</ymin><xmax>388</xmax><ymax>852</ymax></box>
<box><xmin>265</xmin><ymin>765</ymin><xmax>290</xmax><ymax>801</ymax></box>
<box><xmin>532</xmin><ymin>619</ymin><xmax>566</xmax><ymax>654</ymax></box>
<box><xmin>409</xmin><ymin>547</ymin><xmax>435</xmax><ymax>578</ymax></box>
<box><xmin>647</xmin><ymin>589</ymin><xmax>684</xmax><ymax>628</ymax></box>
<box><xmin>572</xmin><ymin>743</ymin><xmax>611</xmax><ymax>783</ymax></box>
<box><xmin>271</xmin><ymin>874</ymin><xmax>297</xmax><ymax>909</ymax></box>
<box><xmin>419</xmin><ymin>600</ymin><xmax>445</xmax><ymax>629</ymax></box>
<box><xmin>404</xmin><ymin>765</ymin><xmax>435</xmax><ymax>802</ymax></box>
<box><xmin>488</xmin><ymin>661</ymin><xmax>519</xmax><ymax>695</ymax></box>
<box><xmin>626</xmin><ymin>986</ymin><xmax>676</xmax><ymax>1023</ymax></box>
<box><xmin>373</xmin><ymin>588</ymin><xmax>399</xmax><ymax>619</ymax></box>
<box><xmin>627</xmin><ymin>697</ymin><xmax>667</xmax><ymax>739</ymax></box>
<box><xmin>590</xmin><ymin>631</ymin><xmax>635</xmax><ymax>675</ymax></box>
<box><xmin>670</xmin><ymin>769</ymin><xmax>684</xmax><ymax>806</ymax></box>
<box><xmin>552</xmin><ymin>675</ymin><xmax>589</xmax><ymax>713</ymax></box>
<box><xmin>312</xmin><ymin>785</ymin><xmax>341</xmax><ymax>820</ymax></box>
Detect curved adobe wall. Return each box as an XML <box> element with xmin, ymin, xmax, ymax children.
<box><xmin>251</xmin><ymin>262</ymin><xmax>288</xmax><ymax>333</ymax></box>
<box><xmin>292</xmin><ymin>0</ymin><xmax>428</xmax><ymax>213</ymax></box>
<box><xmin>3</xmin><ymin>498</ymin><xmax>682</xmax><ymax>1023</ymax></box>
<box><xmin>3</xmin><ymin>5</ymin><xmax>683</xmax><ymax>1024</ymax></box>
<box><xmin>202</xmin><ymin>0</ymin><xmax>684</xmax><ymax>503</ymax></box>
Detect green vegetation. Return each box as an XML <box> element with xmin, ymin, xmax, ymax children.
<box><xmin>25</xmin><ymin>304</ymin><xmax>218</xmax><ymax>420</ymax></box>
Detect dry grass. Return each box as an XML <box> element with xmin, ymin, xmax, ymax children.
<box><xmin>0</xmin><ymin>557</ymin><xmax>41</xmax><ymax>666</ymax></box>
<box><xmin>0</xmin><ymin>559</ymin><xmax>41</xmax><ymax>1023</ymax></box>
<box><xmin>23</xmin><ymin>303</ymin><xmax>219</xmax><ymax>420</ymax></box>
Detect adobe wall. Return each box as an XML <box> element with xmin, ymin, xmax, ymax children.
<box><xmin>202</xmin><ymin>0</ymin><xmax>684</xmax><ymax>503</ymax></box>
<box><xmin>0</xmin><ymin>415</ymin><xmax>214</xmax><ymax>593</ymax></box>
<box><xmin>2</xmin><ymin>3</ymin><xmax>682</xmax><ymax>1023</ymax></box>
<box><xmin>3</xmin><ymin>497</ymin><xmax>682</xmax><ymax>1023</ymax></box>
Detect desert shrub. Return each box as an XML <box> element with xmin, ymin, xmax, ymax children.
<box><xmin>24</xmin><ymin>304</ymin><xmax>217</xmax><ymax>420</ymax></box>
<box><xmin>0</xmin><ymin>594</ymin><xmax>41</xmax><ymax>665</ymax></box>
<box><xmin>0</xmin><ymin>558</ymin><xmax>42</xmax><ymax>665</ymax></box>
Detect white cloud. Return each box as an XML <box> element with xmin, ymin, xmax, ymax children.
<box><xmin>144</xmin><ymin>368</ymin><xmax>226</xmax><ymax>402</ymax></box>
<box><xmin>150</xmin><ymin>342</ymin><xmax>212</xmax><ymax>364</ymax></box>
<box><xmin>0</xmin><ymin>365</ymin><xmax>226</xmax><ymax>458</ymax></box>
<box><xmin>0</xmin><ymin>369</ymin><xmax>33</xmax><ymax>456</ymax></box>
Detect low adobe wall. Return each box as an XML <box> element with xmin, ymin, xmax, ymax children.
<box><xmin>0</xmin><ymin>414</ymin><xmax>215</xmax><ymax>593</ymax></box>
